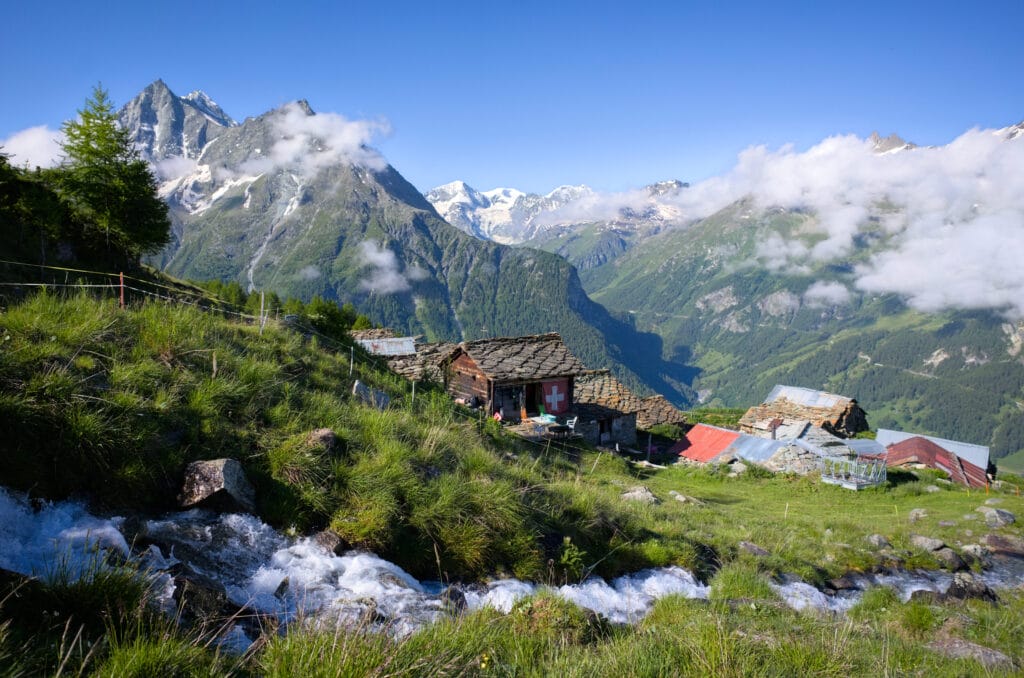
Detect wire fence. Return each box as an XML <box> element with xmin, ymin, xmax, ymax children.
<box><xmin>2</xmin><ymin>257</ymin><xmax>1020</xmax><ymax>492</ymax></box>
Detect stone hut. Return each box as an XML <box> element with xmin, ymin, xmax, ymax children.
<box><xmin>739</xmin><ymin>385</ymin><xmax>868</xmax><ymax>438</ymax></box>
<box><xmin>573</xmin><ymin>371</ymin><xmax>639</xmax><ymax>446</ymax></box>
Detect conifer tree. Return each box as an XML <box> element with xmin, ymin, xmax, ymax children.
<box><xmin>58</xmin><ymin>84</ymin><xmax>170</xmax><ymax>261</ymax></box>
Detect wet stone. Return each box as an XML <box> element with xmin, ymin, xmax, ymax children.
<box><xmin>933</xmin><ymin>547</ymin><xmax>966</xmax><ymax>572</ymax></box>
<box><xmin>945</xmin><ymin>572</ymin><xmax>997</xmax><ymax>602</ymax></box>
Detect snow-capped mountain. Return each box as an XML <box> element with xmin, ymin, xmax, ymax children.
<box><xmin>425</xmin><ymin>180</ymin><xmax>689</xmax><ymax>245</ymax></box>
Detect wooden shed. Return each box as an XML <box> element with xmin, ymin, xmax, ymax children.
<box><xmin>446</xmin><ymin>333</ymin><xmax>588</xmax><ymax>421</ymax></box>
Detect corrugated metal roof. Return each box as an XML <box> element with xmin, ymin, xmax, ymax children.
<box><xmin>876</xmin><ymin>428</ymin><xmax>989</xmax><ymax>470</ymax></box>
<box><xmin>886</xmin><ymin>437</ymin><xmax>988</xmax><ymax>488</ymax></box>
<box><xmin>765</xmin><ymin>385</ymin><xmax>851</xmax><ymax>409</ymax></box>
<box><xmin>671</xmin><ymin>424</ymin><xmax>740</xmax><ymax>463</ymax></box>
<box><xmin>726</xmin><ymin>435</ymin><xmax>789</xmax><ymax>462</ymax></box>
<box><xmin>845</xmin><ymin>438</ymin><xmax>886</xmax><ymax>456</ymax></box>
<box><xmin>357</xmin><ymin>337</ymin><xmax>418</xmax><ymax>356</ymax></box>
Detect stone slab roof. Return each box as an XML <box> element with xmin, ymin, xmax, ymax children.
<box><xmin>459</xmin><ymin>333</ymin><xmax>588</xmax><ymax>383</ymax></box>
<box><xmin>574</xmin><ymin>372</ymin><xmax>687</xmax><ymax>429</ymax></box>
<box><xmin>349</xmin><ymin>328</ymin><xmax>397</xmax><ymax>340</ymax></box>
<box><xmin>575</xmin><ymin>371</ymin><xmax>645</xmax><ymax>415</ymax></box>
<box><xmin>638</xmin><ymin>395</ymin><xmax>688</xmax><ymax>429</ymax></box>
<box><xmin>385</xmin><ymin>342</ymin><xmax>458</xmax><ymax>382</ymax></box>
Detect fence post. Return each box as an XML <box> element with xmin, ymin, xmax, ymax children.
<box><xmin>350</xmin><ymin>346</ymin><xmax>354</xmax><ymax>377</ymax></box>
<box><xmin>119</xmin><ymin>272</ymin><xmax>125</xmax><ymax>308</ymax></box>
<box><xmin>259</xmin><ymin>291</ymin><xmax>265</xmax><ymax>335</ymax></box>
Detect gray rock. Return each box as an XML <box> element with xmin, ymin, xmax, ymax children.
<box><xmin>739</xmin><ymin>541</ymin><xmax>770</xmax><ymax>557</ymax></box>
<box><xmin>312</xmin><ymin>529</ymin><xmax>349</xmax><ymax>556</ymax></box>
<box><xmin>910</xmin><ymin>534</ymin><xmax>945</xmax><ymax>552</ymax></box>
<box><xmin>441</xmin><ymin>585</ymin><xmax>467</xmax><ymax>612</ymax></box>
<box><xmin>975</xmin><ymin>506</ymin><xmax>1015</xmax><ymax>528</ymax></box>
<box><xmin>961</xmin><ymin>544</ymin><xmax>991</xmax><ymax>568</ymax></box>
<box><xmin>306</xmin><ymin>428</ymin><xmax>338</xmax><ymax>453</ymax></box>
<box><xmin>668</xmin><ymin>490</ymin><xmax>704</xmax><ymax>505</ymax></box>
<box><xmin>933</xmin><ymin>547</ymin><xmax>966</xmax><ymax>571</ymax></box>
<box><xmin>924</xmin><ymin>484</ymin><xmax>941</xmax><ymax>493</ymax></box>
<box><xmin>981</xmin><ymin>533</ymin><xmax>1024</xmax><ymax>556</ymax></box>
<box><xmin>730</xmin><ymin>461</ymin><xmax>748</xmax><ymax>474</ymax></box>
<box><xmin>908</xmin><ymin>508</ymin><xmax>928</xmax><ymax>523</ymax></box>
<box><xmin>938</xmin><ymin>520</ymin><xmax>957</xmax><ymax>528</ymax></box>
<box><xmin>621</xmin><ymin>486</ymin><xmax>659</xmax><ymax>504</ymax></box>
<box><xmin>866</xmin><ymin>534</ymin><xmax>891</xmax><ymax>549</ymax></box>
<box><xmin>945</xmin><ymin>572</ymin><xmax>997</xmax><ymax>602</ymax></box>
<box><xmin>178</xmin><ymin>458</ymin><xmax>256</xmax><ymax>513</ymax></box>
<box><xmin>926</xmin><ymin>637</ymin><xmax>1013</xmax><ymax>670</ymax></box>
<box><xmin>984</xmin><ymin>498</ymin><xmax>1003</xmax><ymax>505</ymax></box>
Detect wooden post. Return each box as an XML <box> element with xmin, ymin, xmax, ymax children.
<box><xmin>259</xmin><ymin>291</ymin><xmax>265</xmax><ymax>335</ymax></box>
<box><xmin>349</xmin><ymin>346</ymin><xmax>354</xmax><ymax>376</ymax></box>
<box><xmin>411</xmin><ymin>380</ymin><xmax>416</xmax><ymax>407</ymax></box>
<box><xmin>119</xmin><ymin>272</ymin><xmax>125</xmax><ymax>308</ymax></box>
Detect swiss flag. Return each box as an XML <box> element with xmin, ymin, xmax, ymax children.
<box><xmin>542</xmin><ymin>380</ymin><xmax>570</xmax><ymax>414</ymax></box>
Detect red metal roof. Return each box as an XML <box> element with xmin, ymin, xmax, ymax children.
<box><xmin>886</xmin><ymin>436</ymin><xmax>988</xmax><ymax>488</ymax></box>
<box><xmin>671</xmin><ymin>424</ymin><xmax>741</xmax><ymax>463</ymax></box>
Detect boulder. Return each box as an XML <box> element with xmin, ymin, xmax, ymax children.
<box><xmin>945</xmin><ymin>572</ymin><xmax>997</xmax><ymax>603</ymax></box>
<box><xmin>975</xmin><ymin>506</ymin><xmax>1015</xmax><ymax>528</ymax></box>
<box><xmin>926</xmin><ymin>638</ymin><xmax>1013</xmax><ymax>671</ymax></box>
<box><xmin>910</xmin><ymin>534</ymin><xmax>945</xmax><ymax>552</ymax></box>
<box><xmin>960</xmin><ymin>544</ymin><xmax>991</xmax><ymax>568</ymax></box>
<box><xmin>866</xmin><ymin>534</ymin><xmax>891</xmax><ymax>549</ymax></box>
<box><xmin>984</xmin><ymin>498</ymin><xmax>1003</xmax><ymax>506</ymax></box>
<box><xmin>668</xmin><ymin>490</ymin><xmax>705</xmax><ymax>505</ymax></box>
<box><xmin>730</xmin><ymin>461</ymin><xmax>748</xmax><ymax>474</ymax></box>
<box><xmin>621</xmin><ymin>486</ymin><xmax>660</xmax><ymax>504</ymax></box>
<box><xmin>739</xmin><ymin>541</ymin><xmax>770</xmax><ymax>557</ymax></box>
<box><xmin>306</xmin><ymin>428</ymin><xmax>339</xmax><ymax>453</ymax></box>
<box><xmin>933</xmin><ymin>547</ymin><xmax>966</xmax><ymax>571</ymax></box>
<box><xmin>938</xmin><ymin>520</ymin><xmax>956</xmax><ymax>527</ymax></box>
<box><xmin>908</xmin><ymin>508</ymin><xmax>928</xmax><ymax>523</ymax></box>
<box><xmin>441</xmin><ymin>585</ymin><xmax>467</xmax><ymax>613</ymax></box>
<box><xmin>178</xmin><ymin>458</ymin><xmax>256</xmax><ymax>513</ymax></box>
<box><xmin>312</xmin><ymin>529</ymin><xmax>349</xmax><ymax>556</ymax></box>
<box><xmin>924</xmin><ymin>484</ymin><xmax>941</xmax><ymax>493</ymax></box>
<box><xmin>980</xmin><ymin>533</ymin><xmax>1024</xmax><ymax>557</ymax></box>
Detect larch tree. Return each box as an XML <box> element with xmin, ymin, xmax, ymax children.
<box><xmin>58</xmin><ymin>84</ymin><xmax>170</xmax><ymax>261</ymax></box>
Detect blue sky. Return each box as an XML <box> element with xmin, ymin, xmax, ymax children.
<box><xmin>3</xmin><ymin>0</ymin><xmax>1022</xmax><ymax>193</ymax></box>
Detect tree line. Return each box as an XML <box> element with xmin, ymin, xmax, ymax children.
<box><xmin>1</xmin><ymin>85</ymin><xmax>168</xmax><ymax>269</ymax></box>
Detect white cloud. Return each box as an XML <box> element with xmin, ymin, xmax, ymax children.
<box><xmin>358</xmin><ymin>241</ymin><xmax>413</xmax><ymax>294</ymax></box>
<box><xmin>154</xmin><ymin>156</ymin><xmax>198</xmax><ymax>180</ymax></box>
<box><xmin>804</xmin><ymin>281</ymin><xmax>852</xmax><ymax>307</ymax></box>
<box><xmin>527</xmin><ymin>124</ymin><xmax>1024</xmax><ymax>317</ymax></box>
<box><xmin>242</xmin><ymin>102</ymin><xmax>390</xmax><ymax>179</ymax></box>
<box><xmin>1</xmin><ymin>126</ymin><xmax>64</xmax><ymax>168</ymax></box>
<box><xmin>298</xmin><ymin>265</ymin><xmax>321</xmax><ymax>280</ymax></box>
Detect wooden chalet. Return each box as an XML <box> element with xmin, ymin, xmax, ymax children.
<box><xmin>446</xmin><ymin>333</ymin><xmax>588</xmax><ymax>421</ymax></box>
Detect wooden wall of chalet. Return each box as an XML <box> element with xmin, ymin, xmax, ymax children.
<box><xmin>448</xmin><ymin>353</ymin><xmax>490</xmax><ymax>402</ymax></box>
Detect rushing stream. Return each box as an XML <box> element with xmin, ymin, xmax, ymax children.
<box><xmin>2</xmin><ymin>487</ymin><xmax>1022</xmax><ymax>647</ymax></box>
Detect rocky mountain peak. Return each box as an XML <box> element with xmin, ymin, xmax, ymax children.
<box><xmin>869</xmin><ymin>131</ymin><xmax>916</xmax><ymax>153</ymax></box>
<box><xmin>120</xmin><ymin>80</ymin><xmax>236</xmax><ymax>162</ymax></box>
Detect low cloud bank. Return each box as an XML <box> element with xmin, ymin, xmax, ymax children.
<box><xmin>541</xmin><ymin>125</ymin><xmax>1024</xmax><ymax>317</ymax></box>
<box><xmin>242</xmin><ymin>103</ymin><xmax>390</xmax><ymax>179</ymax></box>
<box><xmin>358</xmin><ymin>241</ymin><xmax>426</xmax><ymax>294</ymax></box>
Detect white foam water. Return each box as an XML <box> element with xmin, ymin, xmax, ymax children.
<box><xmin>3</xmin><ymin>486</ymin><xmax>1023</xmax><ymax>642</ymax></box>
